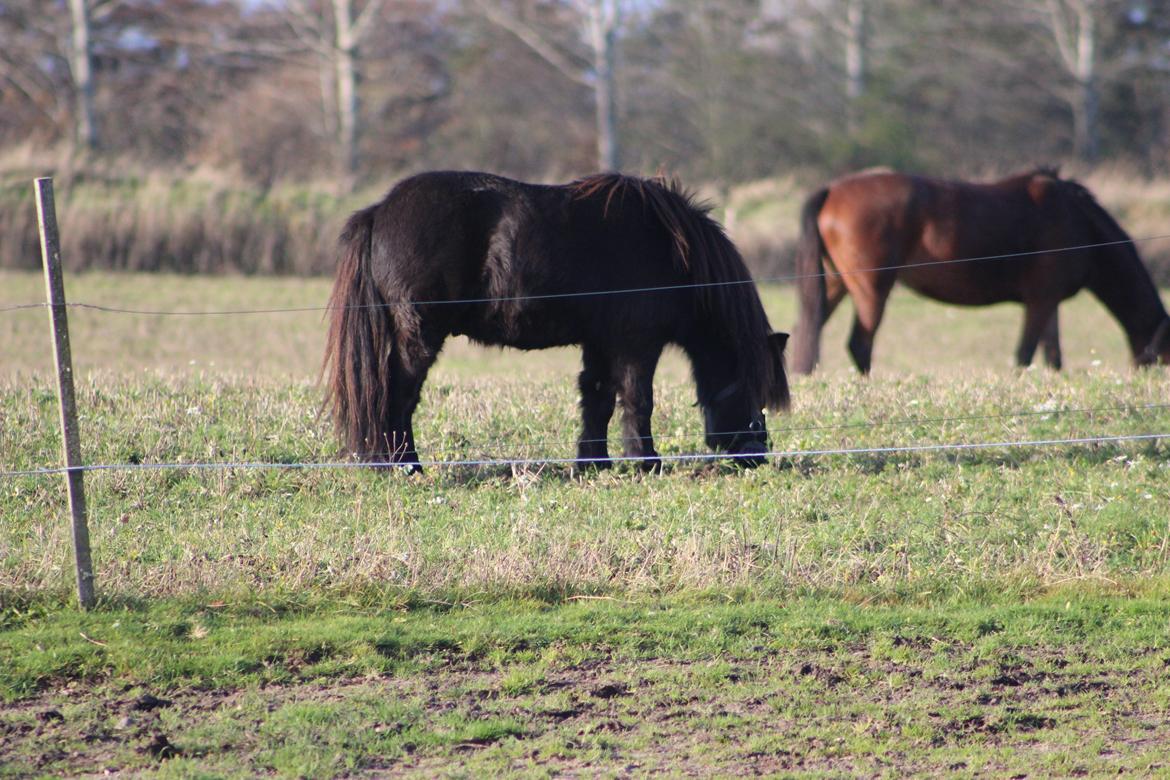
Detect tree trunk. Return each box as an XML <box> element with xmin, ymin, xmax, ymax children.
<box><xmin>333</xmin><ymin>0</ymin><xmax>359</xmax><ymax>187</ymax></box>
<box><xmin>475</xmin><ymin>0</ymin><xmax>622</xmax><ymax>171</ymax></box>
<box><xmin>67</xmin><ymin>0</ymin><xmax>98</xmax><ymax>150</ymax></box>
<box><xmin>1071</xmin><ymin>4</ymin><xmax>1099</xmax><ymax>162</ymax></box>
<box><xmin>844</xmin><ymin>0</ymin><xmax>867</xmax><ymax>137</ymax></box>
<box><xmin>587</xmin><ymin>0</ymin><xmax>620</xmax><ymax>171</ymax></box>
<box><xmin>1046</xmin><ymin>0</ymin><xmax>1100</xmax><ymax>163</ymax></box>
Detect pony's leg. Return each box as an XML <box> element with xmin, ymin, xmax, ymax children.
<box><xmin>1040</xmin><ymin>309</ymin><xmax>1062</xmax><ymax>370</ymax></box>
<box><xmin>616</xmin><ymin>357</ymin><xmax>661</xmax><ymax>473</ymax></box>
<box><xmin>383</xmin><ymin>334</ymin><xmax>441</xmax><ymax>473</ymax></box>
<box><xmin>1016</xmin><ymin>302</ymin><xmax>1060</xmax><ymax>369</ymax></box>
<box><xmin>577</xmin><ymin>347</ymin><xmax>617</xmax><ymax>469</ymax></box>
<box><xmin>386</xmin><ymin>372</ymin><xmax>423</xmax><ymax>472</ymax></box>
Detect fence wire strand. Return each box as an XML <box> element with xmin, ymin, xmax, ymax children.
<box><xmin>4</xmin><ymin>232</ymin><xmax>1170</xmax><ymax>317</ymax></box>
<box><xmin>477</xmin><ymin>400</ymin><xmax>1170</xmax><ymax>450</ymax></box>
<box><xmin>5</xmin><ymin>229</ymin><xmax>1169</xmax><ymax>480</ymax></box>
<box><xmin>3</xmin><ymin>431</ymin><xmax>1167</xmax><ymax>480</ymax></box>
<box><xmin>3</xmin><ymin>398</ymin><xmax>1167</xmax><ymax>479</ymax></box>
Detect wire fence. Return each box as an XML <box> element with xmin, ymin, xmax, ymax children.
<box><xmin>3</xmin><ymin>393</ymin><xmax>1168</xmax><ymax>479</ymax></box>
<box><xmin>11</xmin><ymin>182</ymin><xmax>1169</xmax><ymax>612</ymax></box>
<box><xmin>4</xmin><ymin>403</ymin><xmax>1165</xmax><ymax>471</ymax></box>
<box><xmin>3</xmin><ymin>431</ymin><xmax>1168</xmax><ymax>481</ymax></box>
<box><xmin>4</xmin><ymin>229</ymin><xmax>1169</xmax><ymax>481</ymax></box>
<box><xmin>4</xmin><ymin>231</ymin><xmax>1170</xmax><ymax>316</ymax></box>
<box><xmin>430</xmin><ymin>399</ymin><xmax>1170</xmax><ymax>451</ymax></box>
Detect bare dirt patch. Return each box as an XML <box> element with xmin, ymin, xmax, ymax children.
<box><xmin>4</xmin><ymin>644</ymin><xmax>1166</xmax><ymax>777</ymax></box>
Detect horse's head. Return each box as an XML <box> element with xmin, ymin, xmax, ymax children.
<box><xmin>702</xmin><ymin>332</ymin><xmax>789</xmax><ymax>467</ymax></box>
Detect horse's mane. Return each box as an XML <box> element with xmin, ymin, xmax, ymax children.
<box><xmin>571</xmin><ymin>173</ymin><xmax>702</xmax><ymax>272</ymax></box>
<box><xmin>570</xmin><ymin>172</ymin><xmax>788</xmax><ymax>411</ymax></box>
<box><xmin>1056</xmin><ymin>176</ymin><xmax>1134</xmax><ymax>248</ymax></box>
<box><xmin>1057</xmin><ymin>176</ymin><xmax>1159</xmax><ymax>281</ymax></box>
<box><xmin>1054</xmin><ymin>175</ymin><xmax>1170</xmax><ymax>355</ymax></box>
<box><xmin>993</xmin><ymin>165</ymin><xmax>1061</xmax><ymax>187</ymax></box>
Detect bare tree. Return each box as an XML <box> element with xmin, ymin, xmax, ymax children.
<box><xmin>285</xmin><ymin>0</ymin><xmax>384</xmax><ymax>187</ymax></box>
<box><xmin>474</xmin><ymin>0</ymin><xmax>622</xmax><ymax>170</ymax></box>
<box><xmin>843</xmin><ymin>0</ymin><xmax>867</xmax><ymax>136</ymax></box>
<box><xmin>67</xmin><ymin>0</ymin><xmax>98</xmax><ymax>149</ymax></box>
<box><xmin>1045</xmin><ymin>0</ymin><xmax>1102</xmax><ymax>161</ymax></box>
<box><xmin>760</xmin><ymin>0</ymin><xmax>873</xmax><ymax>143</ymax></box>
<box><xmin>0</xmin><ymin>0</ymin><xmax>118</xmax><ymax>150</ymax></box>
<box><xmin>586</xmin><ymin>0</ymin><xmax>620</xmax><ymax>170</ymax></box>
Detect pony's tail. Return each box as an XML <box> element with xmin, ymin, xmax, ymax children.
<box><xmin>792</xmin><ymin>187</ymin><xmax>830</xmax><ymax>374</ymax></box>
<box><xmin>323</xmin><ymin>206</ymin><xmax>394</xmax><ymax>460</ymax></box>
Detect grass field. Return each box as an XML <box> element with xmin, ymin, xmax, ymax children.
<box><xmin>2</xmin><ymin>270</ymin><xmax>1170</xmax><ymax>776</ymax></box>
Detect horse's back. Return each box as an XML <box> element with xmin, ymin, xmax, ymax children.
<box><xmin>814</xmin><ymin>169</ymin><xmax>1090</xmax><ymax>305</ymax></box>
<box><xmin>819</xmin><ymin>169</ymin><xmax>1032</xmax><ymax>249</ymax></box>
<box><xmin>368</xmin><ymin>171</ymin><xmax>544</xmax><ymax>292</ymax></box>
<box><xmin>364</xmin><ymin>171</ymin><xmax>693</xmax><ymax>350</ymax></box>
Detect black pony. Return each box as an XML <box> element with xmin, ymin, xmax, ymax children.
<box><xmin>324</xmin><ymin>171</ymin><xmax>789</xmax><ymax>472</ymax></box>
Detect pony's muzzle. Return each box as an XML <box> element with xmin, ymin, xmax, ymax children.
<box><xmin>730</xmin><ymin>440</ymin><xmax>768</xmax><ymax>468</ymax></box>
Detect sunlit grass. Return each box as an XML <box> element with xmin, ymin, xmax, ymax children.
<box><xmin>2</xmin><ymin>271</ymin><xmax>1168</xmax><ymax>605</ymax></box>
<box><xmin>3</xmin><ymin>271</ymin><xmax>1170</xmax><ymax>776</ymax></box>
<box><xmin>0</xmin><ymin>269</ymin><xmax>1141</xmax><ymax>381</ymax></box>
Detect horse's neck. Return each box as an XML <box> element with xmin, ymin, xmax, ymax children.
<box><xmin>1087</xmin><ymin>251</ymin><xmax>1169</xmax><ymax>355</ymax></box>
<box><xmin>685</xmin><ymin>336</ymin><xmax>739</xmax><ymax>401</ymax></box>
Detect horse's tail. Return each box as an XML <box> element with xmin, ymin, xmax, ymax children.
<box><xmin>322</xmin><ymin>205</ymin><xmax>394</xmax><ymax>460</ymax></box>
<box><xmin>792</xmin><ymin>186</ymin><xmax>831</xmax><ymax>374</ymax></box>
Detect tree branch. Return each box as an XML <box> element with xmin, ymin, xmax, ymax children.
<box><xmin>353</xmin><ymin>0</ymin><xmax>385</xmax><ymax>40</ymax></box>
<box><xmin>472</xmin><ymin>0</ymin><xmax>593</xmax><ymax>87</ymax></box>
<box><xmin>1045</xmin><ymin>0</ymin><xmax>1078</xmax><ymax>74</ymax></box>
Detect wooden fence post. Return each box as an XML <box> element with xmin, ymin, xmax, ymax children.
<box><xmin>34</xmin><ymin>177</ymin><xmax>95</xmax><ymax>610</ymax></box>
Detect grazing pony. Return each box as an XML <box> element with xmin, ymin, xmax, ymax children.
<box><xmin>324</xmin><ymin>171</ymin><xmax>789</xmax><ymax>472</ymax></box>
<box><xmin>792</xmin><ymin>168</ymin><xmax>1170</xmax><ymax>374</ymax></box>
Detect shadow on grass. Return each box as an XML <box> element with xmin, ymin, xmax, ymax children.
<box><xmin>777</xmin><ymin>440</ymin><xmax>1167</xmax><ymax>477</ymax></box>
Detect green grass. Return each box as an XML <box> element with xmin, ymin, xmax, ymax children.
<box><xmin>2</xmin><ymin>271</ymin><xmax>1170</xmax><ymax>775</ymax></box>
<box><xmin>3</xmin><ymin>597</ymin><xmax>1170</xmax><ymax>776</ymax></box>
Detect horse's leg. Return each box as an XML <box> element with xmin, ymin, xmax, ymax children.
<box><xmin>846</xmin><ymin>281</ymin><xmax>893</xmax><ymax>375</ymax></box>
<box><xmin>1040</xmin><ymin>308</ymin><xmax>1062</xmax><ymax>370</ymax></box>
<box><xmin>383</xmin><ymin>331</ymin><xmax>442</xmax><ymax>473</ymax></box>
<box><xmin>387</xmin><ymin>371</ymin><xmax>425</xmax><ymax>472</ymax></box>
<box><xmin>577</xmin><ymin>347</ymin><xmax>617</xmax><ymax>469</ymax></box>
<box><xmin>1016</xmin><ymin>302</ymin><xmax>1060</xmax><ymax>368</ymax></box>
<box><xmin>615</xmin><ymin>354</ymin><xmax>661</xmax><ymax>472</ymax></box>
<box><xmin>823</xmin><ymin>270</ymin><xmax>848</xmax><ymax>323</ymax></box>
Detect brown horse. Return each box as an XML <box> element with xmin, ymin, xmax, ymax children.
<box><xmin>792</xmin><ymin>168</ymin><xmax>1170</xmax><ymax>374</ymax></box>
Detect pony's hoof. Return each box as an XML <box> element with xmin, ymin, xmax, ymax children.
<box><xmin>377</xmin><ymin>461</ymin><xmax>422</xmax><ymax>475</ymax></box>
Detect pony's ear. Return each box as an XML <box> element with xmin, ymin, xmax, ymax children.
<box><xmin>769</xmin><ymin>331</ymin><xmax>790</xmax><ymax>353</ymax></box>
